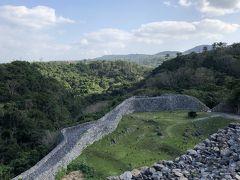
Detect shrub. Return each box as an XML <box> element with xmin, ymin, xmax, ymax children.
<box><xmin>55</xmin><ymin>168</ymin><xmax>67</xmax><ymax>180</ymax></box>
<box><xmin>188</xmin><ymin>111</ymin><xmax>197</xmax><ymax>118</ymax></box>
<box><xmin>68</xmin><ymin>163</ymin><xmax>95</xmax><ymax>178</ymax></box>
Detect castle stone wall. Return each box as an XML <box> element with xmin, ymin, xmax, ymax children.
<box><xmin>13</xmin><ymin>95</ymin><xmax>209</xmax><ymax>180</ymax></box>
<box><xmin>111</xmin><ymin>123</ymin><xmax>240</xmax><ymax>180</ymax></box>
<box><xmin>212</xmin><ymin>102</ymin><xmax>236</xmax><ymax>114</ymax></box>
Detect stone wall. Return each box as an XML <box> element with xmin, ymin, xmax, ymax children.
<box><xmin>13</xmin><ymin>94</ymin><xmax>209</xmax><ymax>180</ymax></box>
<box><xmin>111</xmin><ymin>123</ymin><xmax>240</xmax><ymax>180</ymax></box>
<box><xmin>212</xmin><ymin>102</ymin><xmax>236</xmax><ymax>114</ymax></box>
<box><xmin>133</xmin><ymin>95</ymin><xmax>208</xmax><ymax>112</ymax></box>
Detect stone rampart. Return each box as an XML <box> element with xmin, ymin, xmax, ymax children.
<box><xmin>13</xmin><ymin>94</ymin><xmax>209</xmax><ymax>180</ymax></box>
<box><xmin>212</xmin><ymin>102</ymin><xmax>236</xmax><ymax>114</ymax></box>
<box><xmin>111</xmin><ymin>123</ymin><xmax>240</xmax><ymax>180</ymax></box>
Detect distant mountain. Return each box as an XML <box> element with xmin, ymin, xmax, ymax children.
<box><xmin>94</xmin><ymin>53</ymin><xmax>177</xmax><ymax>67</ymax></box>
<box><xmin>154</xmin><ymin>51</ymin><xmax>180</xmax><ymax>56</ymax></box>
<box><xmin>94</xmin><ymin>45</ymin><xmax>212</xmax><ymax>67</ymax></box>
<box><xmin>183</xmin><ymin>45</ymin><xmax>213</xmax><ymax>54</ymax></box>
<box><xmin>95</xmin><ymin>54</ymin><xmax>151</xmax><ymax>61</ymax></box>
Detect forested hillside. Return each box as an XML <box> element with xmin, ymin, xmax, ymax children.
<box><xmin>0</xmin><ymin>60</ymin><xmax>149</xmax><ymax>179</ymax></box>
<box><xmin>0</xmin><ymin>61</ymin><xmax>79</xmax><ymax>178</ymax></box>
<box><xmin>1</xmin><ymin>43</ymin><xmax>240</xmax><ymax>179</ymax></box>
<box><xmin>131</xmin><ymin>43</ymin><xmax>240</xmax><ymax>110</ymax></box>
<box><xmin>94</xmin><ymin>54</ymin><xmax>170</xmax><ymax>67</ymax></box>
<box><xmin>36</xmin><ymin>60</ymin><xmax>150</xmax><ymax>96</ymax></box>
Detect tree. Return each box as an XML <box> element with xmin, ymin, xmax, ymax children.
<box><xmin>212</xmin><ymin>42</ymin><xmax>227</xmax><ymax>50</ymax></box>
<box><xmin>165</xmin><ymin>54</ymin><xmax>170</xmax><ymax>59</ymax></box>
<box><xmin>229</xmin><ymin>87</ymin><xmax>240</xmax><ymax>114</ymax></box>
<box><xmin>176</xmin><ymin>52</ymin><xmax>182</xmax><ymax>57</ymax></box>
<box><xmin>6</xmin><ymin>80</ymin><xmax>19</xmax><ymax>96</ymax></box>
<box><xmin>188</xmin><ymin>111</ymin><xmax>197</xmax><ymax>118</ymax></box>
<box><xmin>203</xmin><ymin>46</ymin><xmax>208</xmax><ymax>53</ymax></box>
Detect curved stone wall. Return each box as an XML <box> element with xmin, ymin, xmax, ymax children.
<box><xmin>13</xmin><ymin>94</ymin><xmax>209</xmax><ymax>180</ymax></box>
<box><xmin>111</xmin><ymin>123</ymin><xmax>240</xmax><ymax>180</ymax></box>
<box><xmin>212</xmin><ymin>102</ymin><xmax>236</xmax><ymax>114</ymax></box>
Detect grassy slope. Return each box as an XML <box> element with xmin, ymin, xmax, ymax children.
<box><xmin>62</xmin><ymin>111</ymin><xmax>237</xmax><ymax>179</ymax></box>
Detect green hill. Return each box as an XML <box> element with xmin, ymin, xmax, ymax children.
<box><xmin>1</xmin><ymin>43</ymin><xmax>240</xmax><ymax>179</ymax></box>
<box><xmin>35</xmin><ymin>60</ymin><xmax>150</xmax><ymax>97</ymax></box>
<box><xmin>94</xmin><ymin>54</ymin><xmax>169</xmax><ymax>67</ymax></box>
<box><xmin>130</xmin><ymin>43</ymin><xmax>240</xmax><ymax>110</ymax></box>
<box><xmin>0</xmin><ymin>60</ymin><xmax>150</xmax><ymax>179</ymax></box>
<box><xmin>93</xmin><ymin>45</ymin><xmax>212</xmax><ymax>67</ymax></box>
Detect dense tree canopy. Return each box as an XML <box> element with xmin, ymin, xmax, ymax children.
<box><xmin>35</xmin><ymin>60</ymin><xmax>150</xmax><ymax>96</ymax></box>
<box><xmin>132</xmin><ymin>43</ymin><xmax>240</xmax><ymax>108</ymax></box>
<box><xmin>0</xmin><ymin>60</ymin><xmax>149</xmax><ymax>178</ymax></box>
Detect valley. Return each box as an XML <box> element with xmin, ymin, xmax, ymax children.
<box><xmin>1</xmin><ymin>43</ymin><xmax>240</xmax><ymax>179</ymax></box>
<box><xmin>0</xmin><ymin>60</ymin><xmax>149</xmax><ymax>179</ymax></box>
<box><xmin>59</xmin><ymin>111</ymin><xmax>237</xmax><ymax>179</ymax></box>
<box><xmin>1</xmin><ymin>1</ymin><xmax>240</xmax><ymax>179</ymax></box>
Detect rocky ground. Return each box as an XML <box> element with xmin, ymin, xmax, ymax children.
<box><xmin>108</xmin><ymin>123</ymin><xmax>240</xmax><ymax>180</ymax></box>
<box><xmin>61</xmin><ymin>171</ymin><xmax>83</xmax><ymax>180</ymax></box>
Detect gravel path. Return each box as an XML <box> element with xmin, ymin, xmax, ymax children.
<box><xmin>191</xmin><ymin>112</ymin><xmax>240</xmax><ymax>122</ymax></box>
<box><xmin>211</xmin><ymin>112</ymin><xmax>240</xmax><ymax>120</ymax></box>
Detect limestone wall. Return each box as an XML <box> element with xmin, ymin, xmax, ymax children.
<box><xmin>111</xmin><ymin>123</ymin><xmax>240</xmax><ymax>180</ymax></box>
<box><xmin>13</xmin><ymin>95</ymin><xmax>209</xmax><ymax>180</ymax></box>
<box><xmin>133</xmin><ymin>95</ymin><xmax>208</xmax><ymax>112</ymax></box>
<box><xmin>212</xmin><ymin>102</ymin><xmax>236</xmax><ymax>114</ymax></box>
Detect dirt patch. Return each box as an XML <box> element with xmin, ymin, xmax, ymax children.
<box><xmin>62</xmin><ymin>171</ymin><xmax>84</xmax><ymax>180</ymax></box>
<box><xmin>84</xmin><ymin>101</ymin><xmax>109</xmax><ymax>113</ymax></box>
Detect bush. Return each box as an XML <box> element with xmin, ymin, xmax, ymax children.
<box><xmin>68</xmin><ymin>163</ymin><xmax>95</xmax><ymax>178</ymax></box>
<box><xmin>188</xmin><ymin>111</ymin><xmax>197</xmax><ymax>118</ymax></box>
<box><xmin>55</xmin><ymin>168</ymin><xmax>67</xmax><ymax>180</ymax></box>
<box><xmin>0</xmin><ymin>165</ymin><xmax>12</xmax><ymax>180</ymax></box>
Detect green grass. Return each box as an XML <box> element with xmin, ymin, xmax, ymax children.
<box><xmin>55</xmin><ymin>168</ymin><xmax>67</xmax><ymax>180</ymax></box>
<box><xmin>62</xmin><ymin>111</ymin><xmax>238</xmax><ymax>179</ymax></box>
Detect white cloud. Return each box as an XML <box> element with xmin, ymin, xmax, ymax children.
<box><xmin>0</xmin><ymin>5</ymin><xmax>75</xmax><ymax>62</ymax></box>
<box><xmin>133</xmin><ymin>19</ymin><xmax>239</xmax><ymax>42</ymax></box>
<box><xmin>0</xmin><ymin>24</ymin><xmax>72</xmax><ymax>61</ymax></box>
<box><xmin>76</xmin><ymin>28</ymin><xmax>132</xmax><ymax>55</ymax></box>
<box><xmin>198</xmin><ymin>0</ymin><xmax>240</xmax><ymax>16</ymax></box>
<box><xmin>163</xmin><ymin>1</ymin><xmax>171</xmax><ymax>6</ymax></box>
<box><xmin>0</xmin><ymin>5</ymin><xmax>74</xmax><ymax>29</ymax></box>
<box><xmin>193</xmin><ymin>19</ymin><xmax>239</xmax><ymax>33</ymax></box>
<box><xmin>82</xmin><ymin>28</ymin><xmax>132</xmax><ymax>42</ymax></box>
<box><xmin>134</xmin><ymin>21</ymin><xmax>196</xmax><ymax>35</ymax></box>
<box><xmin>74</xmin><ymin>19</ymin><xmax>239</xmax><ymax>58</ymax></box>
<box><xmin>78</xmin><ymin>19</ymin><xmax>239</xmax><ymax>52</ymax></box>
<box><xmin>179</xmin><ymin>0</ymin><xmax>192</xmax><ymax>7</ymax></box>
<box><xmin>0</xmin><ymin>5</ymin><xmax>239</xmax><ymax>61</ymax></box>
<box><xmin>179</xmin><ymin>0</ymin><xmax>240</xmax><ymax>16</ymax></box>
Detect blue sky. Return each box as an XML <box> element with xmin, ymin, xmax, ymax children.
<box><xmin>0</xmin><ymin>0</ymin><xmax>240</xmax><ymax>62</ymax></box>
